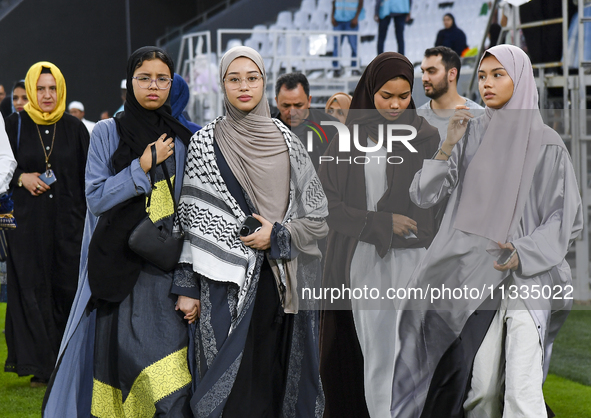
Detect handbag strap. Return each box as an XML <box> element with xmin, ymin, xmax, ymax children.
<box><xmin>146</xmin><ymin>143</ymin><xmax>183</xmax><ymax>233</ymax></box>
<box><xmin>145</xmin><ymin>144</ymin><xmax>158</xmax><ymax>208</ymax></box>
<box><xmin>161</xmin><ymin>158</ymin><xmax>183</xmax><ymax>233</ymax></box>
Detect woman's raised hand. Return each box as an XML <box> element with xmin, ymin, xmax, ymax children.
<box><xmin>392</xmin><ymin>214</ymin><xmax>418</xmax><ymax>237</ymax></box>
<box><xmin>445</xmin><ymin>105</ymin><xmax>474</xmax><ymax>148</ymax></box>
<box><xmin>139</xmin><ymin>134</ymin><xmax>175</xmax><ymax>173</ymax></box>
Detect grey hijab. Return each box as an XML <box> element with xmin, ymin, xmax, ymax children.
<box><xmin>214</xmin><ymin>46</ymin><xmax>290</xmax><ymax>223</ymax></box>
<box><xmin>454</xmin><ymin>44</ymin><xmax>563</xmax><ymax>243</ymax></box>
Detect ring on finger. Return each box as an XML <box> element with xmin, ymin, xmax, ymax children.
<box><xmin>36</xmin><ymin>184</ymin><xmax>41</xmax><ymax>190</ymax></box>
<box><xmin>168</xmin><ymin>144</ymin><xmax>173</xmax><ymax>151</ymax></box>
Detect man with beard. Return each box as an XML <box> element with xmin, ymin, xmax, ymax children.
<box><xmin>418</xmin><ymin>46</ymin><xmax>482</xmax><ymax>141</ymax></box>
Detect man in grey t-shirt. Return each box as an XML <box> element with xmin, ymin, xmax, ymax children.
<box><xmin>417</xmin><ymin>46</ymin><xmax>483</xmax><ymax>143</ymax></box>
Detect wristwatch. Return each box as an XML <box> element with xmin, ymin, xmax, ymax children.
<box><xmin>17</xmin><ymin>173</ymin><xmax>23</xmax><ymax>187</ymax></box>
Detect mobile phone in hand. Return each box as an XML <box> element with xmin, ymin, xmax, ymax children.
<box><xmin>497</xmin><ymin>248</ymin><xmax>516</xmax><ymax>266</ymax></box>
<box><xmin>39</xmin><ymin>170</ymin><xmax>57</xmax><ymax>186</ymax></box>
<box><xmin>239</xmin><ymin>216</ymin><xmax>262</xmax><ymax>237</ymax></box>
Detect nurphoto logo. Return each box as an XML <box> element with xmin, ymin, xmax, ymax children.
<box><xmin>307</xmin><ymin>120</ymin><xmax>418</xmax><ymax>165</ymax></box>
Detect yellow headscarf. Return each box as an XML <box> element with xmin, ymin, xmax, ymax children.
<box><xmin>24</xmin><ymin>61</ymin><xmax>67</xmax><ymax>125</ymax></box>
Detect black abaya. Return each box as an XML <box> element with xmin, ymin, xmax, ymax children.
<box><xmin>213</xmin><ymin>139</ymin><xmax>294</xmax><ymax>417</ymax></box>
<box><xmin>3</xmin><ymin>111</ymin><xmax>89</xmax><ymax>380</ymax></box>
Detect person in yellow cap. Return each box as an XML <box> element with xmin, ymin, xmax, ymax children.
<box><xmin>2</xmin><ymin>61</ymin><xmax>89</xmax><ymax>387</ymax></box>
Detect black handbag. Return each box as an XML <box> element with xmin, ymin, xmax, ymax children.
<box><xmin>128</xmin><ymin>145</ymin><xmax>184</xmax><ymax>272</ymax></box>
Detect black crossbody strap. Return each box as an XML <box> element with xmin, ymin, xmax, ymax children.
<box><xmin>146</xmin><ymin>144</ymin><xmax>158</xmax><ymax>208</ymax></box>
<box><xmin>161</xmin><ymin>155</ymin><xmax>183</xmax><ymax>234</ymax></box>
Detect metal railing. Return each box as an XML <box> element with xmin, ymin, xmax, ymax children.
<box><xmin>156</xmin><ymin>0</ymin><xmax>242</xmax><ymax>47</ymax></box>
<box><xmin>216</xmin><ymin>28</ymin><xmax>362</xmax><ymax>74</ymax></box>
<box><xmin>177</xmin><ymin>32</ymin><xmax>219</xmax><ymax>127</ymax></box>
<box><xmin>177</xmin><ymin>27</ymin><xmax>362</xmax><ymax>125</ymax></box>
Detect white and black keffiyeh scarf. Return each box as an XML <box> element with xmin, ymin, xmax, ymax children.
<box><xmin>177</xmin><ymin>117</ymin><xmax>328</xmax><ymax>313</ymax></box>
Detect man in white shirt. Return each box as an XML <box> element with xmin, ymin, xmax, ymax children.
<box><xmin>418</xmin><ymin>46</ymin><xmax>483</xmax><ymax>142</ymax></box>
<box><xmin>68</xmin><ymin>101</ymin><xmax>96</xmax><ymax>135</ymax></box>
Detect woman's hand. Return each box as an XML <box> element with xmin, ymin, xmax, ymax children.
<box><xmin>21</xmin><ymin>172</ymin><xmax>49</xmax><ymax>196</ymax></box>
<box><xmin>445</xmin><ymin>105</ymin><xmax>474</xmax><ymax>147</ymax></box>
<box><xmin>436</xmin><ymin>105</ymin><xmax>474</xmax><ymax>161</ymax></box>
<box><xmin>139</xmin><ymin>134</ymin><xmax>175</xmax><ymax>173</ymax></box>
<box><xmin>392</xmin><ymin>214</ymin><xmax>418</xmax><ymax>237</ymax></box>
<box><xmin>240</xmin><ymin>213</ymin><xmax>273</xmax><ymax>251</ymax></box>
<box><xmin>493</xmin><ymin>242</ymin><xmax>519</xmax><ymax>272</ymax></box>
<box><xmin>175</xmin><ymin>295</ymin><xmax>201</xmax><ymax>324</ymax></box>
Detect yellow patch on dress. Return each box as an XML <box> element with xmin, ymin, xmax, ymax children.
<box><xmin>146</xmin><ymin>175</ymin><xmax>175</xmax><ymax>223</ymax></box>
<box><xmin>90</xmin><ymin>347</ymin><xmax>191</xmax><ymax>417</ymax></box>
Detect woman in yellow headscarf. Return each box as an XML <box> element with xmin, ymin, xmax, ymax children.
<box><xmin>3</xmin><ymin>61</ymin><xmax>89</xmax><ymax>387</ymax></box>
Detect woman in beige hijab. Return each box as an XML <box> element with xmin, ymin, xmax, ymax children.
<box><xmin>174</xmin><ymin>46</ymin><xmax>328</xmax><ymax>417</ymax></box>
<box><xmin>324</xmin><ymin>92</ymin><xmax>351</xmax><ymax>124</ymax></box>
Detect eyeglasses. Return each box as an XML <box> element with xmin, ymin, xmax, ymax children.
<box><xmin>132</xmin><ymin>76</ymin><xmax>173</xmax><ymax>90</ymax></box>
<box><xmin>223</xmin><ymin>74</ymin><xmax>263</xmax><ymax>90</ymax></box>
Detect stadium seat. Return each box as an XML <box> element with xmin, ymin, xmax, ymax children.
<box><xmin>225</xmin><ymin>38</ymin><xmax>243</xmax><ymax>53</ymax></box>
<box><xmin>276</xmin><ymin>11</ymin><xmax>294</xmax><ymax>29</ymax></box>
<box><xmin>300</xmin><ymin>0</ymin><xmax>317</xmax><ymax>14</ymax></box>
<box><xmin>293</xmin><ymin>10</ymin><xmax>311</xmax><ymax>30</ymax></box>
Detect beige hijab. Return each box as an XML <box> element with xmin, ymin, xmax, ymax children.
<box><xmin>324</xmin><ymin>92</ymin><xmax>352</xmax><ymax>114</ymax></box>
<box><xmin>214</xmin><ymin>46</ymin><xmax>290</xmax><ymax>223</ymax></box>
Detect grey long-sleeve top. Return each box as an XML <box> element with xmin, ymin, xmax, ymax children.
<box><xmin>391</xmin><ymin>115</ymin><xmax>583</xmax><ymax>418</ymax></box>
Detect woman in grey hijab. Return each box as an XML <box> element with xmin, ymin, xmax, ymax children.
<box><xmin>391</xmin><ymin>45</ymin><xmax>583</xmax><ymax>417</ymax></box>
<box><xmin>173</xmin><ymin>46</ymin><xmax>328</xmax><ymax>417</ymax></box>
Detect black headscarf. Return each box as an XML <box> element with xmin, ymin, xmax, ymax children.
<box><xmin>346</xmin><ymin>52</ymin><xmax>433</xmax><ymax>150</ymax></box>
<box><xmin>112</xmin><ymin>46</ymin><xmax>192</xmax><ymax>171</ymax></box>
<box><xmin>88</xmin><ymin>46</ymin><xmax>191</xmax><ymax>307</ymax></box>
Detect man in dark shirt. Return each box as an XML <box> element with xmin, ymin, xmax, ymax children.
<box><xmin>273</xmin><ymin>73</ymin><xmax>339</xmax><ymax>170</ymax></box>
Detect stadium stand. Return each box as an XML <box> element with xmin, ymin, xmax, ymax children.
<box><xmin>165</xmin><ymin>0</ymin><xmax>492</xmax><ymax>125</ymax></box>
<box><xmin>160</xmin><ymin>0</ymin><xmax>591</xmax><ymax>303</ymax></box>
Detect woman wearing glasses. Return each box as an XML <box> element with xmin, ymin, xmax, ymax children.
<box><xmin>43</xmin><ymin>47</ymin><xmax>194</xmax><ymax>416</ymax></box>
<box><xmin>173</xmin><ymin>46</ymin><xmax>328</xmax><ymax>417</ymax></box>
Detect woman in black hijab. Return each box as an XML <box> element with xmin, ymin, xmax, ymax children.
<box><xmin>318</xmin><ymin>52</ymin><xmax>440</xmax><ymax>417</ymax></box>
<box><xmin>435</xmin><ymin>13</ymin><xmax>469</xmax><ymax>57</ymax></box>
<box><xmin>43</xmin><ymin>47</ymin><xmax>194</xmax><ymax>417</ymax></box>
